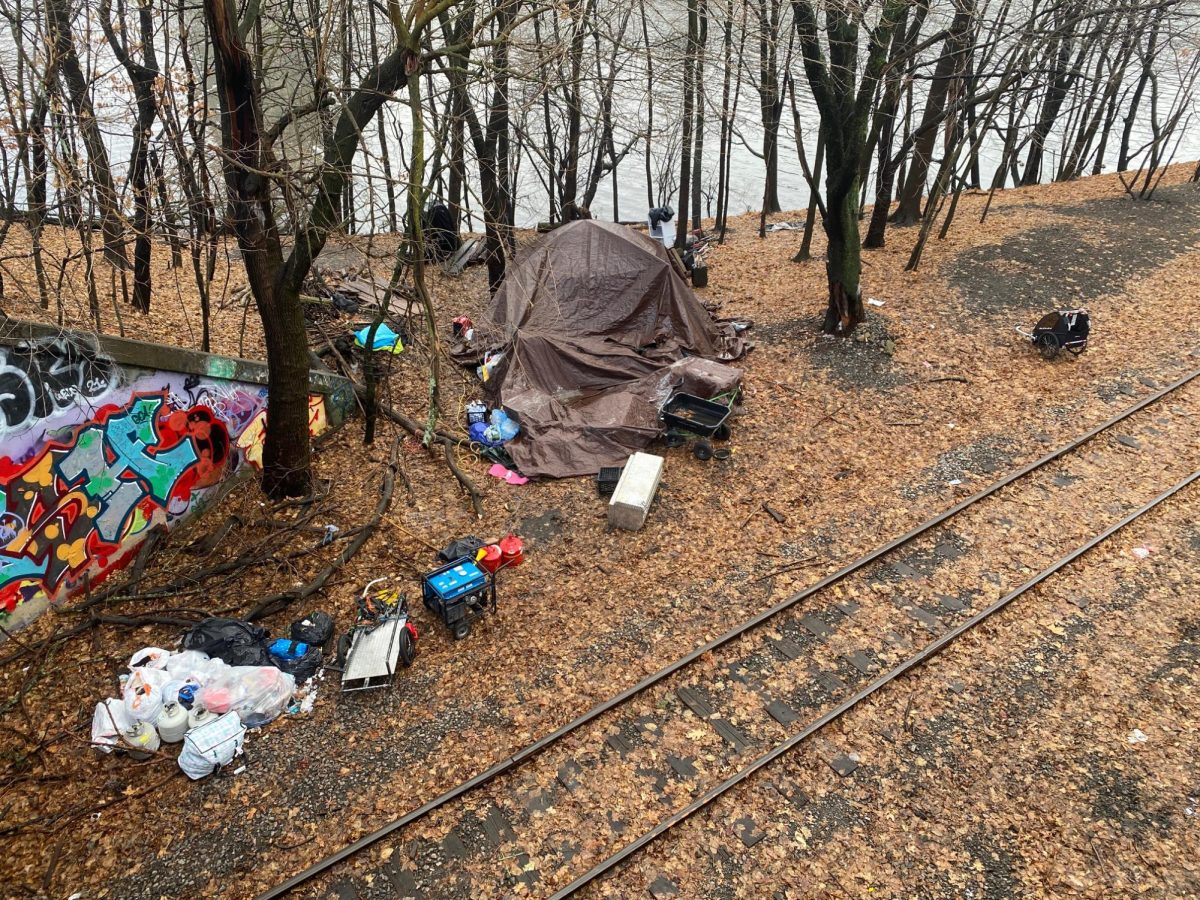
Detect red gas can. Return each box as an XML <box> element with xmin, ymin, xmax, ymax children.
<box><xmin>498</xmin><ymin>535</ymin><xmax>524</xmax><ymax>568</ymax></box>
<box><xmin>478</xmin><ymin>544</ymin><xmax>503</xmax><ymax>574</ymax></box>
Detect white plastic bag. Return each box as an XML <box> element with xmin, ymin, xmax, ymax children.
<box><xmin>178</xmin><ymin>711</ymin><xmax>245</xmax><ymax>780</ymax></box>
<box><xmin>127</xmin><ymin>646</ymin><xmax>171</xmax><ymax>670</ymax></box>
<box><xmin>91</xmin><ymin>699</ymin><xmax>131</xmax><ymax>753</ymax></box>
<box><xmin>164</xmin><ymin>649</ymin><xmax>227</xmax><ymax>686</ymax></box>
<box><xmin>122</xmin><ymin>667</ymin><xmax>171</xmax><ymax>723</ymax></box>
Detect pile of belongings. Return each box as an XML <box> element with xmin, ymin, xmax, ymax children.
<box><xmin>455</xmin><ymin>220</ymin><xmax>748</xmax><ymax>478</ymax></box>
<box><xmin>90</xmin><ymin>613</ymin><xmax>334</xmax><ymax>779</ymax></box>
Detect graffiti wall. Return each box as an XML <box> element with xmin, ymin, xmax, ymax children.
<box><xmin>0</xmin><ymin>335</ymin><xmax>341</xmax><ymax>617</ymax></box>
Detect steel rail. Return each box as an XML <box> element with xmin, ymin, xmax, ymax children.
<box><xmin>261</xmin><ymin>366</ymin><xmax>1200</xmax><ymax>899</ymax></box>
<box><xmin>550</xmin><ymin>467</ymin><xmax>1200</xmax><ymax>898</ymax></box>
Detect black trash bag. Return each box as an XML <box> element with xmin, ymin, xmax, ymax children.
<box><xmin>290</xmin><ymin>612</ymin><xmax>335</xmax><ymax>649</ymax></box>
<box><xmin>423</xmin><ymin>203</ymin><xmax>461</xmax><ymax>262</ymax></box>
<box><xmin>269</xmin><ymin>641</ymin><xmax>324</xmax><ymax>684</ymax></box>
<box><xmin>181</xmin><ymin>618</ymin><xmax>273</xmax><ymax>667</ymax></box>
<box><xmin>437</xmin><ymin>535</ymin><xmax>485</xmax><ymax>563</ymax></box>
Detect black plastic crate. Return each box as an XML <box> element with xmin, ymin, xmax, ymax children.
<box><xmin>661</xmin><ymin>392</ymin><xmax>732</xmax><ymax>439</ymax></box>
<box><xmin>597</xmin><ymin>466</ymin><xmax>623</xmax><ymax>497</ymax></box>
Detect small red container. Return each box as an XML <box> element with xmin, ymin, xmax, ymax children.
<box><xmin>478</xmin><ymin>544</ymin><xmax>503</xmax><ymax>574</ymax></box>
<box><xmin>498</xmin><ymin>535</ymin><xmax>524</xmax><ymax>568</ymax></box>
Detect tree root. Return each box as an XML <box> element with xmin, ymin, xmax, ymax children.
<box><xmin>377</xmin><ymin>400</ymin><xmax>483</xmax><ymax>518</ymax></box>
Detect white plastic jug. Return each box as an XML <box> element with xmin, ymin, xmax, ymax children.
<box><xmin>157</xmin><ymin>702</ymin><xmax>189</xmax><ymax>743</ymax></box>
<box><xmin>122</xmin><ymin>721</ymin><xmax>161</xmax><ymax>760</ymax></box>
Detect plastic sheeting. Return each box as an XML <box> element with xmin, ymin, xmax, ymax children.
<box><xmin>467</xmin><ymin>220</ymin><xmax>747</xmax><ymax>478</ymax></box>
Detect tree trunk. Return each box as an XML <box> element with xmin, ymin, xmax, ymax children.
<box><xmin>691</xmin><ymin>0</ymin><xmax>708</xmax><ymax>230</ymax></box>
<box><xmin>204</xmin><ymin>0</ymin><xmax>310</xmax><ymax>498</ymax></box>
<box><xmin>792</xmin><ymin>0</ymin><xmax>906</xmax><ymax>335</ymax></box>
<box><xmin>892</xmin><ymin>1</ymin><xmax>971</xmax><ymax>225</ymax></box>
<box><xmin>676</xmin><ymin>0</ymin><xmax>698</xmax><ymax>250</ymax></box>
<box><xmin>1118</xmin><ymin>8</ymin><xmax>1163</xmax><ymax>171</ymax></box>
<box><xmin>862</xmin><ymin>0</ymin><xmax>925</xmax><ymax>249</ymax></box>
<box><xmin>45</xmin><ymin>0</ymin><xmax>129</xmax><ymax>272</ymax></box>
<box><xmin>822</xmin><ymin>168</ymin><xmax>864</xmax><ymax>334</ymax></box>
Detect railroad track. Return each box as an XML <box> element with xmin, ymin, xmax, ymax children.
<box><xmin>263</xmin><ymin>368</ymin><xmax>1200</xmax><ymax>900</ymax></box>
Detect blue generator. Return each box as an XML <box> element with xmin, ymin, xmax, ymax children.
<box><xmin>422</xmin><ymin>558</ymin><xmax>494</xmax><ymax>640</ymax></box>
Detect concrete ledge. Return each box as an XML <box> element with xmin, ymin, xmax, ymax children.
<box><xmin>0</xmin><ymin>317</ymin><xmax>354</xmax><ymax>424</ymax></box>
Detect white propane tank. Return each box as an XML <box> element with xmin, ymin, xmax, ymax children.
<box><xmin>122</xmin><ymin>721</ymin><xmax>161</xmax><ymax>760</ymax></box>
<box><xmin>187</xmin><ymin>706</ymin><xmax>217</xmax><ymax>730</ymax></box>
<box><xmin>157</xmin><ymin>702</ymin><xmax>189</xmax><ymax>743</ymax></box>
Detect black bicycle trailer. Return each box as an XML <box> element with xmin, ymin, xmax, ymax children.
<box><xmin>1016</xmin><ymin>308</ymin><xmax>1089</xmax><ymax>360</ymax></box>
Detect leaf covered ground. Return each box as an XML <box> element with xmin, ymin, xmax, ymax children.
<box><xmin>0</xmin><ymin>165</ymin><xmax>1198</xmax><ymax>898</ymax></box>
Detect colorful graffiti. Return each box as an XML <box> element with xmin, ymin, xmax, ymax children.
<box><xmin>0</xmin><ymin>338</ymin><xmax>338</xmax><ymax>616</ymax></box>
<box><xmin>236</xmin><ymin>396</ymin><xmax>328</xmax><ymax>469</ymax></box>
<box><xmin>0</xmin><ymin>392</ymin><xmax>233</xmax><ymax>611</ymax></box>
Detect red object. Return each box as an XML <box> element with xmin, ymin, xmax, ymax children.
<box><xmin>498</xmin><ymin>534</ymin><xmax>524</xmax><ymax>568</ymax></box>
<box><xmin>452</xmin><ymin>315</ymin><xmax>473</xmax><ymax>338</ymax></box>
<box><xmin>405</xmin><ymin>621</ymin><xmax>419</xmax><ymax>643</ymax></box>
<box><xmin>479</xmin><ymin>544</ymin><xmax>503</xmax><ymax>574</ymax></box>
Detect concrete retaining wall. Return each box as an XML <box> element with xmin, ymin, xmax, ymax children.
<box><xmin>0</xmin><ymin>319</ymin><xmax>354</xmax><ymax>625</ymax></box>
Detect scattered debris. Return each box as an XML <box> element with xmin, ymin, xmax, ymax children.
<box><xmin>762</xmin><ymin>503</ymin><xmax>787</xmax><ymax>524</ymax></box>
<box><xmin>1127</xmin><ymin>728</ymin><xmax>1148</xmax><ymax>744</ymax></box>
<box><xmin>488</xmin><ymin>463</ymin><xmax>528</xmax><ymax>485</ymax></box>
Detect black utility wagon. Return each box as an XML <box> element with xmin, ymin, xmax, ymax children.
<box><xmin>1017</xmin><ymin>308</ymin><xmax>1090</xmax><ymax>360</ymax></box>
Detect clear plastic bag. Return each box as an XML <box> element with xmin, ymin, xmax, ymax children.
<box><xmin>196</xmin><ymin>666</ymin><xmax>295</xmax><ymax>728</ymax></box>
<box><xmin>164</xmin><ymin>650</ymin><xmax>228</xmax><ymax>686</ymax></box>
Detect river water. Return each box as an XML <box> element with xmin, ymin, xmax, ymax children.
<box><xmin>0</xmin><ymin>3</ymin><xmax>1196</xmax><ymax>233</ymax></box>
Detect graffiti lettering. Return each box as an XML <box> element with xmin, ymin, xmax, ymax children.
<box><xmin>0</xmin><ymin>338</ymin><xmax>117</xmax><ymax>432</ymax></box>
<box><xmin>0</xmin><ymin>392</ymin><xmax>229</xmax><ymax>610</ymax></box>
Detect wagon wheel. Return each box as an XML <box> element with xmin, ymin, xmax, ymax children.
<box><xmin>714</xmin><ymin>423</ymin><xmax>732</xmax><ymax>441</ymax></box>
<box><xmin>335</xmin><ymin>632</ymin><xmax>353</xmax><ymax>667</ymax></box>
<box><xmin>693</xmin><ymin>439</ymin><xmax>715</xmax><ymax>461</ymax></box>
<box><xmin>398</xmin><ymin>628</ymin><xmax>416</xmax><ymax>667</ymax></box>
<box><xmin>1068</xmin><ymin>344</ymin><xmax>1086</xmax><ymax>356</ymax></box>
<box><xmin>1037</xmin><ymin>333</ymin><xmax>1060</xmax><ymax>360</ymax></box>
<box><xmin>453</xmin><ymin>621</ymin><xmax>471</xmax><ymax>640</ymax></box>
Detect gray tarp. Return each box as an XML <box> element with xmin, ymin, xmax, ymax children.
<box><xmin>474</xmin><ymin>220</ymin><xmax>747</xmax><ymax>478</ymax></box>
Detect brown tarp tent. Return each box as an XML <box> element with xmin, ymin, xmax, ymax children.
<box><xmin>474</xmin><ymin>220</ymin><xmax>747</xmax><ymax>478</ymax></box>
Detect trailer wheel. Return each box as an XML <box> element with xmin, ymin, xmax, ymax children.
<box><xmin>335</xmin><ymin>632</ymin><xmax>352</xmax><ymax>667</ymax></box>
<box><xmin>714</xmin><ymin>423</ymin><xmax>731</xmax><ymax>441</ymax></box>
<box><xmin>693</xmin><ymin>439</ymin><xmax>714</xmax><ymax>461</ymax></box>
<box><xmin>398</xmin><ymin>628</ymin><xmax>416</xmax><ymax>666</ymax></box>
<box><xmin>453</xmin><ymin>621</ymin><xmax>471</xmax><ymax>640</ymax></box>
<box><xmin>1037</xmin><ymin>333</ymin><xmax>1060</xmax><ymax>360</ymax></box>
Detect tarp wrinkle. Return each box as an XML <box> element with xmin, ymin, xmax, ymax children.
<box><xmin>461</xmin><ymin>221</ymin><xmax>747</xmax><ymax>478</ymax></box>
